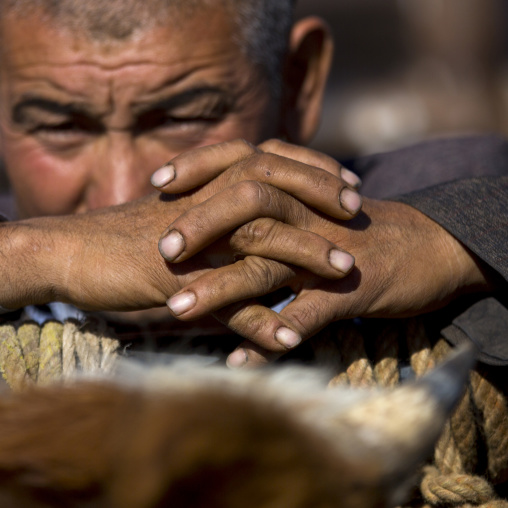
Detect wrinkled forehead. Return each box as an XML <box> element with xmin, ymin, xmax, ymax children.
<box><xmin>0</xmin><ymin>2</ymin><xmax>242</xmax><ymax>72</ymax></box>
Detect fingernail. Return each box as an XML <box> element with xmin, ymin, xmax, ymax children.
<box><xmin>159</xmin><ymin>230</ymin><xmax>185</xmax><ymax>261</ymax></box>
<box><xmin>340</xmin><ymin>187</ymin><xmax>362</xmax><ymax>215</ymax></box>
<box><xmin>341</xmin><ymin>168</ymin><xmax>362</xmax><ymax>189</ymax></box>
<box><xmin>167</xmin><ymin>291</ymin><xmax>196</xmax><ymax>316</ymax></box>
<box><xmin>151</xmin><ymin>163</ymin><xmax>175</xmax><ymax>188</ymax></box>
<box><xmin>226</xmin><ymin>348</ymin><xmax>248</xmax><ymax>369</ymax></box>
<box><xmin>329</xmin><ymin>249</ymin><xmax>355</xmax><ymax>273</ymax></box>
<box><xmin>275</xmin><ymin>327</ymin><xmax>301</xmax><ymax>349</ymax></box>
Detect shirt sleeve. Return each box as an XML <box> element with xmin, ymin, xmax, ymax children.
<box><xmin>393</xmin><ymin>175</ymin><xmax>508</xmax><ymax>282</ymax></box>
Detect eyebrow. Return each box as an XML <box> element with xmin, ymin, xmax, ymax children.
<box><xmin>132</xmin><ymin>86</ymin><xmax>233</xmax><ymax>116</ymax></box>
<box><xmin>12</xmin><ymin>86</ymin><xmax>233</xmax><ymax>123</ymax></box>
<box><xmin>12</xmin><ymin>96</ymin><xmax>93</xmax><ymax>123</ymax></box>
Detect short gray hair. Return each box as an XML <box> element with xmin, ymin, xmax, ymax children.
<box><xmin>0</xmin><ymin>0</ymin><xmax>295</xmax><ymax>93</ymax></box>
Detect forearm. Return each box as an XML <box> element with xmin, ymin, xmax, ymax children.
<box><xmin>0</xmin><ymin>218</ymin><xmax>63</xmax><ymax>310</ymax></box>
<box><xmin>393</xmin><ymin>175</ymin><xmax>508</xmax><ymax>284</ymax></box>
<box><xmin>0</xmin><ymin>195</ymin><xmax>184</xmax><ymax>312</ymax></box>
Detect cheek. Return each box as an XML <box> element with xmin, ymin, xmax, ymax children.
<box><xmin>3</xmin><ymin>142</ymin><xmax>87</xmax><ymax>218</ymax></box>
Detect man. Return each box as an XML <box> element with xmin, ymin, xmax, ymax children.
<box><xmin>0</xmin><ymin>0</ymin><xmax>505</xmax><ymax>368</ymax></box>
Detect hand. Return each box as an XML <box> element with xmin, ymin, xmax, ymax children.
<box><xmin>0</xmin><ymin>140</ymin><xmax>362</xmax><ymax>318</ymax></box>
<box><xmin>164</xmin><ymin>196</ymin><xmax>493</xmax><ymax>367</ymax></box>
<box><xmin>0</xmin><ymin>195</ymin><xmax>178</xmax><ymax>312</ymax></box>
<box><xmin>149</xmin><ymin>139</ymin><xmax>365</xmax><ymax>362</ymax></box>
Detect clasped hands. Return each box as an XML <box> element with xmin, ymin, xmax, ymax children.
<box><xmin>12</xmin><ymin>139</ymin><xmax>488</xmax><ymax>368</ymax></box>
<box><xmin>151</xmin><ymin>139</ymin><xmax>363</xmax><ymax>367</ymax></box>
<box><xmin>148</xmin><ymin>139</ymin><xmax>490</xmax><ymax>367</ymax></box>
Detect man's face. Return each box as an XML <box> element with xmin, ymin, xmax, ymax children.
<box><xmin>0</xmin><ymin>8</ymin><xmax>280</xmax><ymax>218</ymax></box>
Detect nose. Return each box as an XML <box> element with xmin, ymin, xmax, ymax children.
<box><xmin>83</xmin><ymin>133</ymin><xmax>156</xmax><ymax>211</ymax></box>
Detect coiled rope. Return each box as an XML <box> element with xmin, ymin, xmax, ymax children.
<box><xmin>0</xmin><ymin>315</ymin><xmax>506</xmax><ymax>507</ymax></box>
<box><xmin>324</xmin><ymin>317</ymin><xmax>508</xmax><ymax>507</ymax></box>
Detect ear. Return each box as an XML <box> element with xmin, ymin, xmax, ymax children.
<box><xmin>323</xmin><ymin>344</ymin><xmax>476</xmax><ymax>507</ymax></box>
<box><xmin>280</xmin><ymin>16</ymin><xmax>333</xmax><ymax>145</ymax></box>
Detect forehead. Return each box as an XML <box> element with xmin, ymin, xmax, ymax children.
<box><xmin>0</xmin><ymin>7</ymin><xmax>248</xmax><ymax>94</ymax></box>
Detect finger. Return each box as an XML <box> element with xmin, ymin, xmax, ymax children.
<box><xmin>259</xmin><ymin>139</ymin><xmax>362</xmax><ymax>188</ymax></box>
<box><xmin>151</xmin><ymin>139</ymin><xmax>258</xmax><ymax>190</ymax></box>
<box><xmin>230</xmin><ymin>152</ymin><xmax>362</xmax><ymax>217</ymax></box>
<box><xmin>225</xmin><ymin>343</ymin><xmax>273</xmax><ymax>369</ymax></box>
<box><xmin>152</xmin><ymin>140</ymin><xmax>362</xmax><ymax>219</ymax></box>
<box><xmin>210</xmin><ymin>300</ymin><xmax>304</xmax><ymax>368</ymax></box>
<box><xmin>165</xmin><ymin>256</ymin><xmax>297</xmax><ymax>319</ymax></box>
<box><xmin>230</xmin><ymin>218</ymin><xmax>354</xmax><ymax>278</ymax></box>
<box><xmin>165</xmin><ymin>258</ymin><xmax>331</xmax><ymax>367</ymax></box>
<box><xmin>159</xmin><ymin>182</ymin><xmax>357</xmax><ymax>262</ymax></box>
<box><xmin>278</xmin><ymin>272</ymin><xmax>362</xmax><ymax>337</ymax></box>
<box><xmin>225</xmin><ymin>281</ymin><xmax>355</xmax><ymax>369</ymax></box>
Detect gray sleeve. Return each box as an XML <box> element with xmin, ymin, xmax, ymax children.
<box><xmin>394</xmin><ymin>175</ymin><xmax>508</xmax><ymax>282</ymax></box>
<box><xmin>348</xmin><ymin>134</ymin><xmax>508</xmax><ymax>199</ymax></box>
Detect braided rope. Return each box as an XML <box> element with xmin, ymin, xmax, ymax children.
<box><xmin>372</xmin><ymin>322</ymin><xmax>400</xmax><ymax>387</ymax></box>
<box><xmin>470</xmin><ymin>368</ymin><xmax>508</xmax><ymax>485</ymax></box>
<box><xmin>429</xmin><ymin>339</ymin><xmax>479</xmax><ymax>477</ymax></box>
<box><xmin>328</xmin><ymin>321</ymin><xmax>375</xmax><ymax>388</ymax></box>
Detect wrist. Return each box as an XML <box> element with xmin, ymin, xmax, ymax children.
<box><xmin>0</xmin><ymin>218</ymin><xmax>66</xmax><ymax>309</ymax></box>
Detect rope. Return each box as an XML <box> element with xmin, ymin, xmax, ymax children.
<box><xmin>0</xmin><ymin>318</ymin><xmax>119</xmax><ymax>390</ymax></box>
<box><xmin>421</xmin><ymin>466</ymin><xmax>496</xmax><ymax>505</ymax></box>
<box><xmin>328</xmin><ymin>320</ymin><xmax>375</xmax><ymax>388</ymax></box>
<box><xmin>325</xmin><ymin>318</ymin><xmax>508</xmax><ymax>507</ymax></box>
<box><xmin>470</xmin><ymin>368</ymin><xmax>508</xmax><ymax>485</ymax></box>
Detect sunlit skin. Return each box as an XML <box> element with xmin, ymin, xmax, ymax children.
<box><xmin>0</xmin><ymin>7</ymin><xmax>284</xmax><ymax>328</ymax></box>
<box><xmin>0</xmin><ymin>7</ymin><xmax>280</xmax><ymax>219</ymax></box>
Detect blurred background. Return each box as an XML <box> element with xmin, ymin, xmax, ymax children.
<box><xmin>295</xmin><ymin>0</ymin><xmax>508</xmax><ymax>158</ymax></box>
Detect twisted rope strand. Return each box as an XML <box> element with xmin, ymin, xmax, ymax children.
<box><xmin>0</xmin><ymin>319</ymin><xmax>119</xmax><ymax>390</ymax></box>
<box><xmin>470</xmin><ymin>369</ymin><xmax>508</xmax><ymax>484</ymax></box>
<box><xmin>421</xmin><ymin>466</ymin><xmax>496</xmax><ymax>505</ymax></box>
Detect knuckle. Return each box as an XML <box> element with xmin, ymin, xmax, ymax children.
<box><xmin>241</xmin><ymin>256</ymin><xmax>290</xmax><ymax>292</ymax></box>
<box><xmin>237</xmin><ymin>310</ymin><xmax>270</xmax><ymax>341</ymax></box>
<box><xmin>259</xmin><ymin>138</ymin><xmax>286</xmax><ymax>154</ymax></box>
<box><xmin>246</xmin><ymin>152</ymin><xmax>282</xmax><ymax>180</ymax></box>
<box><xmin>232</xmin><ymin>218</ymin><xmax>279</xmax><ymax>251</ymax></box>
<box><xmin>283</xmin><ymin>300</ymin><xmax>325</xmax><ymax>337</ymax></box>
<box><xmin>234</xmin><ymin>180</ymin><xmax>273</xmax><ymax>211</ymax></box>
<box><xmin>238</xmin><ymin>152</ymin><xmax>281</xmax><ymax>181</ymax></box>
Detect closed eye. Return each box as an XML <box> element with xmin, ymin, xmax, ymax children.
<box><xmin>28</xmin><ymin>117</ymin><xmax>104</xmax><ymax>148</ymax></box>
<box><xmin>134</xmin><ymin>108</ymin><xmax>227</xmax><ymax>135</ymax></box>
<box><xmin>133</xmin><ymin>88</ymin><xmax>232</xmax><ymax>135</ymax></box>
